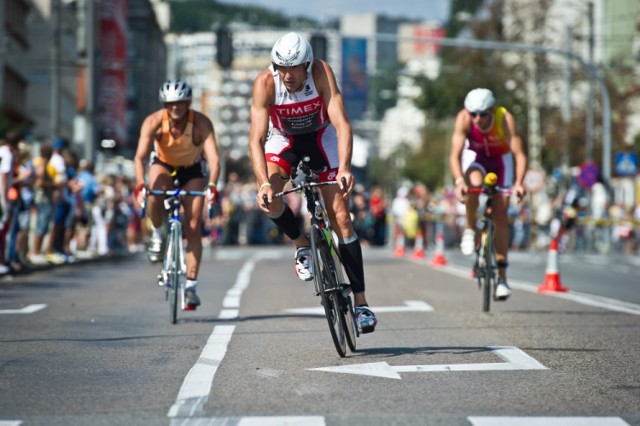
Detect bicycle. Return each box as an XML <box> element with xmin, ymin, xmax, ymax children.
<box><xmin>266</xmin><ymin>158</ymin><xmax>358</xmax><ymax>357</ymax></box>
<box><xmin>140</xmin><ymin>181</ymin><xmax>213</xmax><ymax>324</ymax></box>
<box><xmin>467</xmin><ymin>172</ymin><xmax>512</xmax><ymax>312</ymax></box>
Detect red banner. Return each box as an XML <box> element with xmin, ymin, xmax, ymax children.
<box><xmin>98</xmin><ymin>0</ymin><xmax>127</xmax><ymax>146</ymax></box>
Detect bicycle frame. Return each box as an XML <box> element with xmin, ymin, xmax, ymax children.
<box><xmin>269</xmin><ymin>159</ymin><xmax>358</xmax><ymax>357</ymax></box>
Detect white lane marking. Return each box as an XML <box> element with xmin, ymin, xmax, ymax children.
<box><xmin>468</xmin><ymin>417</ymin><xmax>630</xmax><ymax>426</ymax></box>
<box><xmin>170</xmin><ymin>416</ymin><xmax>325</xmax><ymax>425</ymax></box>
<box><xmin>170</xmin><ymin>254</ymin><xmax>264</xmax><ymax>419</ymax></box>
<box><xmin>0</xmin><ymin>304</ymin><xmax>47</xmax><ymax>314</ymax></box>
<box><xmin>219</xmin><ymin>260</ymin><xmax>255</xmax><ymax>319</ymax></box>
<box><xmin>285</xmin><ymin>300</ymin><xmax>433</xmax><ymax>315</ymax></box>
<box><xmin>438</xmin><ymin>263</ymin><xmax>640</xmax><ymax>315</ymax></box>
<box><xmin>0</xmin><ymin>421</ymin><xmax>24</xmax><ymax>426</ymax></box>
<box><xmin>167</xmin><ymin>325</ymin><xmax>235</xmax><ymax>418</ymax></box>
<box><xmin>309</xmin><ymin>346</ymin><xmax>546</xmax><ymax>379</ymax></box>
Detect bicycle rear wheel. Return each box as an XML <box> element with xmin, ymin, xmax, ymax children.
<box><xmin>327</xmin><ymin>233</ymin><xmax>357</xmax><ymax>351</ymax></box>
<box><xmin>341</xmin><ymin>284</ymin><xmax>357</xmax><ymax>351</ymax></box>
<box><xmin>311</xmin><ymin>226</ymin><xmax>347</xmax><ymax>357</ymax></box>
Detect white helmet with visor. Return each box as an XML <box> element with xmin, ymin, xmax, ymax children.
<box><xmin>464</xmin><ymin>88</ymin><xmax>495</xmax><ymax>113</ymax></box>
<box><xmin>271</xmin><ymin>32</ymin><xmax>314</xmax><ymax>73</ymax></box>
<box><xmin>159</xmin><ymin>79</ymin><xmax>192</xmax><ymax>103</ymax></box>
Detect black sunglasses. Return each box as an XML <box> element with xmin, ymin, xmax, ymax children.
<box><xmin>470</xmin><ymin>110</ymin><xmax>490</xmax><ymax>118</ymax></box>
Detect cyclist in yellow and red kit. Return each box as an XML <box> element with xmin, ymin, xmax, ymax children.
<box><xmin>449</xmin><ymin>88</ymin><xmax>527</xmax><ymax>300</ymax></box>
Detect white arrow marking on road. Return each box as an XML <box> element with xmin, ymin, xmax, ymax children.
<box><xmin>285</xmin><ymin>300</ymin><xmax>433</xmax><ymax>315</ymax></box>
<box><xmin>0</xmin><ymin>304</ymin><xmax>47</xmax><ymax>315</ymax></box>
<box><xmin>309</xmin><ymin>346</ymin><xmax>547</xmax><ymax>379</ymax></box>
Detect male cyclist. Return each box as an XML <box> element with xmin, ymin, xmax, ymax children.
<box><xmin>249</xmin><ymin>32</ymin><xmax>377</xmax><ymax>333</ymax></box>
<box><xmin>449</xmin><ymin>88</ymin><xmax>527</xmax><ymax>300</ymax></box>
<box><xmin>134</xmin><ymin>79</ymin><xmax>220</xmax><ymax>309</ymax></box>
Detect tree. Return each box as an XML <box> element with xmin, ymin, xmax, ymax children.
<box><xmin>167</xmin><ymin>0</ymin><xmax>322</xmax><ymax>32</ymax></box>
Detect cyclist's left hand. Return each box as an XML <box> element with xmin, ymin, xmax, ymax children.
<box><xmin>336</xmin><ymin>170</ymin><xmax>354</xmax><ymax>198</ymax></box>
<box><xmin>513</xmin><ymin>183</ymin><xmax>527</xmax><ymax>203</ymax></box>
<box><xmin>206</xmin><ymin>185</ymin><xmax>218</xmax><ymax>204</ymax></box>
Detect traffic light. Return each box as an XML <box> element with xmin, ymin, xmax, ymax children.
<box><xmin>216</xmin><ymin>27</ymin><xmax>233</xmax><ymax>69</ymax></box>
<box><xmin>310</xmin><ymin>34</ymin><xmax>327</xmax><ymax>61</ymax></box>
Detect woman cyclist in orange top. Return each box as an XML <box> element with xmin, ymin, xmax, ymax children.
<box><xmin>134</xmin><ymin>79</ymin><xmax>220</xmax><ymax>308</ymax></box>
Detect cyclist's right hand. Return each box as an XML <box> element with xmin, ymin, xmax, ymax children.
<box><xmin>134</xmin><ymin>183</ymin><xmax>146</xmax><ymax>208</ymax></box>
<box><xmin>455</xmin><ymin>182</ymin><xmax>468</xmax><ymax>203</ymax></box>
<box><xmin>256</xmin><ymin>182</ymin><xmax>273</xmax><ymax>213</ymax></box>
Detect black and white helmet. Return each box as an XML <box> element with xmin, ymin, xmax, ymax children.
<box><xmin>271</xmin><ymin>32</ymin><xmax>313</xmax><ymax>73</ymax></box>
<box><xmin>159</xmin><ymin>79</ymin><xmax>192</xmax><ymax>103</ymax></box>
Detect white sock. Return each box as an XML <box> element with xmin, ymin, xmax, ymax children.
<box><xmin>152</xmin><ymin>227</ymin><xmax>163</xmax><ymax>238</ymax></box>
<box><xmin>185</xmin><ymin>279</ymin><xmax>198</xmax><ymax>290</ymax></box>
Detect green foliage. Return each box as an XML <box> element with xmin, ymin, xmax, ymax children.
<box><xmin>167</xmin><ymin>0</ymin><xmax>321</xmax><ymax>32</ymax></box>
<box><xmin>0</xmin><ymin>107</ymin><xmax>30</xmax><ymax>139</ymax></box>
<box><xmin>446</xmin><ymin>0</ymin><xmax>485</xmax><ymax>37</ymax></box>
<box><xmin>403</xmin><ymin>125</ymin><xmax>451</xmax><ymax>190</ymax></box>
<box><xmin>369</xmin><ymin>64</ymin><xmax>403</xmax><ymax>119</ymax></box>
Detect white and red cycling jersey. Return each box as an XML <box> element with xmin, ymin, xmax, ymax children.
<box><xmin>268</xmin><ymin>65</ymin><xmax>330</xmax><ymax>136</ymax></box>
<box><xmin>265</xmin><ymin>64</ymin><xmax>339</xmax><ymax>182</ymax></box>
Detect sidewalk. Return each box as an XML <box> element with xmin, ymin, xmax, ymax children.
<box><xmin>0</xmin><ymin>250</ymin><xmax>134</xmax><ymax>282</ymax></box>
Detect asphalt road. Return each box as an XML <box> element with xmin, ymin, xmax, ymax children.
<box><xmin>1</xmin><ymin>246</ymin><xmax>638</xmax><ymax>426</ymax></box>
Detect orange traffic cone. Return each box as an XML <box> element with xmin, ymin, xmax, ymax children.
<box><xmin>537</xmin><ymin>238</ymin><xmax>568</xmax><ymax>293</ymax></box>
<box><xmin>430</xmin><ymin>230</ymin><xmax>447</xmax><ymax>266</ymax></box>
<box><xmin>412</xmin><ymin>229</ymin><xmax>426</xmax><ymax>260</ymax></box>
<box><xmin>393</xmin><ymin>223</ymin><xmax>406</xmax><ymax>257</ymax></box>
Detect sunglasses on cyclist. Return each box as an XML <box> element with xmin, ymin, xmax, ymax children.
<box><xmin>469</xmin><ymin>110</ymin><xmax>490</xmax><ymax>118</ymax></box>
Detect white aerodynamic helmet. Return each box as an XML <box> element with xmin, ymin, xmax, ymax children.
<box><xmin>159</xmin><ymin>79</ymin><xmax>192</xmax><ymax>103</ymax></box>
<box><xmin>464</xmin><ymin>88</ymin><xmax>495</xmax><ymax>112</ymax></box>
<box><xmin>271</xmin><ymin>32</ymin><xmax>314</xmax><ymax>73</ymax></box>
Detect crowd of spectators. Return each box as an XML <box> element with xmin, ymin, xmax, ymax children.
<box><xmin>1</xmin><ymin>131</ymin><xmax>637</xmax><ymax>279</ymax></box>
<box><xmin>388</xmin><ymin>178</ymin><xmax>640</xmax><ymax>256</ymax></box>
<box><xmin>0</xmin><ymin>133</ymin><xmax>141</xmax><ymax>276</ymax></box>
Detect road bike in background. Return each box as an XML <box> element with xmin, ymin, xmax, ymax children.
<box><xmin>141</xmin><ymin>183</ymin><xmax>213</xmax><ymax>324</ymax></box>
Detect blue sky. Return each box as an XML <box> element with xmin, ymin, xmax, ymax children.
<box><xmin>218</xmin><ymin>0</ymin><xmax>450</xmax><ymax>23</ymax></box>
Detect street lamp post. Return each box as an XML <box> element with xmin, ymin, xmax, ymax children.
<box><xmin>50</xmin><ymin>0</ymin><xmax>61</xmax><ymax>139</ymax></box>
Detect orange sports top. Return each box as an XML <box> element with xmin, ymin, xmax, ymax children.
<box><xmin>466</xmin><ymin>106</ymin><xmax>511</xmax><ymax>157</ymax></box>
<box><xmin>155</xmin><ymin>109</ymin><xmax>202</xmax><ymax>166</ymax></box>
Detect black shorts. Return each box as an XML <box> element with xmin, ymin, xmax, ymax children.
<box><xmin>150</xmin><ymin>156</ymin><xmax>205</xmax><ymax>187</ymax></box>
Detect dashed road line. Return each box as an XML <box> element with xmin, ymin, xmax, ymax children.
<box><xmin>0</xmin><ymin>304</ymin><xmax>47</xmax><ymax>314</ymax></box>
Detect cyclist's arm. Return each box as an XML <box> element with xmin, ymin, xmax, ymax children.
<box><xmin>249</xmin><ymin>70</ymin><xmax>274</xmax><ymax>210</ymax></box>
<box><xmin>197</xmin><ymin>113</ymin><xmax>221</xmax><ymax>188</ymax></box>
<box><xmin>449</xmin><ymin>110</ymin><xmax>469</xmax><ymax>201</ymax></box>
<box><xmin>134</xmin><ymin>111</ymin><xmax>160</xmax><ymax>188</ymax></box>
<box><xmin>503</xmin><ymin>111</ymin><xmax>527</xmax><ymax>199</ymax></box>
<box><xmin>317</xmin><ymin>59</ymin><xmax>354</xmax><ymax>195</ymax></box>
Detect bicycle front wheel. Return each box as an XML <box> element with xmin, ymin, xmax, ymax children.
<box><xmin>482</xmin><ymin>227</ymin><xmax>495</xmax><ymax>313</ymax></box>
<box><xmin>311</xmin><ymin>226</ymin><xmax>347</xmax><ymax>357</ymax></box>
<box><xmin>169</xmin><ymin>224</ymin><xmax>182</xmax><ymax>324</ymax></box>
